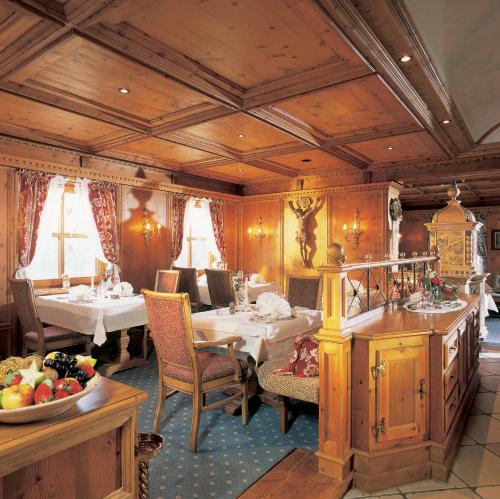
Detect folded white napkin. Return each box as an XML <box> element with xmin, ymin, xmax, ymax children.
<box><xmin>249</xmin><ymin>273</ymin><xmax>265</xmax><ymax>285</ymax></box>
<box><xmin>256</xmin><ymin>292</ymin><xmax>291</xmax><ymax>318</ymax></box>
<box><xmin>113</xmin><ymin>281</ymin><xmax>134</xmax><ymax>297</ymax></box>
<box><xmin>197</xmin><ymin>274</ymin><xmax>207</xmax><ymax>285</ymax></box>
<box><xmin>69</xmin><ymin>285</ymin><xmax>92</xmax><ymax>302</ymax></box>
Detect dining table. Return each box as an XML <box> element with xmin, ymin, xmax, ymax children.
<box><xmin>35</xmin><ymin>293</ymin><xmax>149</xmax><ymax>376</ymax></box>
<box><xmin>197</xmin><ymin>280</ymin><xmax>282</xmax><ymax>306</ymax></box>
<box><xmin>191</xmin><ymin>305</ymin><xmax>323</xmax><ymax>364</ymax></box>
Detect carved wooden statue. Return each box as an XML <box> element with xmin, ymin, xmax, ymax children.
<box><xmin>288</xmin><ymin>197</ymin><xmax>320</xmax><ymax>266</ymax></box>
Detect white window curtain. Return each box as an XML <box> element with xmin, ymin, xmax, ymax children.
<box><xmin>175</xmin><ymin>197</ymin><xmax>221</xmax><ymax>269</ymax></box>
<box><xmin>24</xmin><ymin>176</ymin><xmax>110</xmax><ymax>280</ymax></box>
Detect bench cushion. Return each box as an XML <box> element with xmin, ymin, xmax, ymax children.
<box><xmin>257</xmin><ymin>357</ymin><xmax>319</xmax><ymax>404</ymax></box>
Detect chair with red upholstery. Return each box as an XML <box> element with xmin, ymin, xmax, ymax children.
<box><xmin>154</xmin><ymin>269</ymin><xmax>180</xmax><ymax>293</ymax></box>
<box><xmin>8</xmin><ymin>277</ymin><xmax>92</xmax><ymax>356</ymax></box>
<box><xmin>143</xmin><ymin>289</ymin><xmax>248</xmax><ymax>452</ymax></box>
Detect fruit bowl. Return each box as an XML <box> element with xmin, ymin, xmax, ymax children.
<box><xmin>0</xmin><ymin>373</ymin><xmax>100</xmax><ymax>424</ymax></box>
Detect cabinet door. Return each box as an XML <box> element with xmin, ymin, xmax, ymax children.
<box><xmin>374</xmin><ymin>343</ymin><xmax>427</xmax><ymax>445</ymax></box>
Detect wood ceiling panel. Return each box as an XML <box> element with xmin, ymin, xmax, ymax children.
<box><xmin>0</xmin><ymin>91</ymin><xmax>122</xmax><ymax>142</ymax></box>
<box><xmin>121</xmin><ymin>0</ymin><xmax>367</xmax><ymax>88</ymax></box>
<box><xmin>347</xmin><ymin>131</ymin><xmax>447</xmax><ymax>163</ymax></box>
<box><xmin>202</xmin><ymin>162</ymin><xmax>283</xmax><ymax>181</ymax></box>
<box><xmin>277</xmin><ymin>75</ymin><xmax>419</xmax><ymax>135</ymax></box>
<box><xmin>0</xmin><ymin>5</ymin><xmax>41</xmax><ymax>53</ymax></box>
<box><xmin>266</xmin><ymin>149</ymin><xmax>353</xmax><ymax>173</ymax></box>
<box><xmin>177</xmin><ymin>113</ymin><xmax>299</xmax><ymax>152</ymax></box>
<box><xmin>9</xmin><ymin>37</ymin><xmax>214</xmax><ymax>123</ymax></box>
<box><xmin>103</xmin><ymin>137</ymin><xmax>217</xmax><ymax>168</ymax></box>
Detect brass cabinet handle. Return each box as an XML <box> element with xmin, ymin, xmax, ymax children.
<box><xmin>418</xmin><ymin>379</ymin><xmax>427</xmax><ymax>399</ymax></box>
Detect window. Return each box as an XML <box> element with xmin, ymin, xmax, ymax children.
<box><xmin>175</xmin><ymin>198</ymin><xmax>221</xmax><ymax>269</ymax></box>
<box><xmin>26</xmin><ymin>177</ymin><xmax>108</xmax><ymax>281</ymax></box>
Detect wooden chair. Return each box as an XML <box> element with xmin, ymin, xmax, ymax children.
<box><xmin>286</xmin><ymin>275</ymin><xmax>322</xmax><ymax>310</ymax></box>
<box><xmin>171</xmin><ymin>266</ymin><xmax>202</xmax><ymax>312</ymax></box>
<box><xmin>154</xmin><ymin>270</ymin><xmax>180</xmax><ymax>293</ymax></box>
<box><xmin>205</xmin><ymin>269</ymin><xmax>234</xmax><ymax>308</ymax></box>
<box><xmin>143</xmin><ymin>290</ymin><xmax>248</xmax><ymax>452</ymax></box>
<box><xmin>8</xmin><ymin>277</ymin><xmax>92</xmax><ymax>356</ymax></box>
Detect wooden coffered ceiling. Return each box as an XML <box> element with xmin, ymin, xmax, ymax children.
<box><xmin>0</xmin><ymin>0</ymin><xmax>499</xmax><ymax>207</ymax></box>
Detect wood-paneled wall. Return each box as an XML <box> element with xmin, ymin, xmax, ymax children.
<box><xmin>400</xmin><ymin>207</ymin><xmax>500</xmax><ymax>284</ymax></box>
<box><xmin>238</xmin><ymin>185</ymin><xmax>394</xmax><ymax>291</ymax></box>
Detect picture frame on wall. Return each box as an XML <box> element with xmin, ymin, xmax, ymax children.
<box><xmin>492</xmin><ymin>230</ymin><xmax>500</xmax><ymax>250</ymax></box>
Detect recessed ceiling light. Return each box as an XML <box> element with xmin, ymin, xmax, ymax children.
<box><xmin>441</xmin><ymin>119</ymin><xmax>451</xmax><ymax>124</ymax></box>
<box><xmin>237</xmin><ymin>133</ymin><xmax>245</xmax><ymax>138</ymax></box>
<box><xmin>400</xmin><ymin>54</ymin><xmax>412</xmax><ymax>63</ymax></box>
<box><xmin>301</xmin><ymin>158</ymin><xmax>312</xmax><ymax>163</ymax></box>
<box><xmin>387</xmin><ymin>146</ymin><xmax>393</xmax><ymax>150</ymax></box>
<box><xmin>119</xmin><ymin>87</ymin><xmax>129</xmax><ymax>94</ymax></box>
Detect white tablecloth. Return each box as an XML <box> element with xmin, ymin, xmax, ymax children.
<box><xmin>485</xmin><ymin>293</ymin><xmax>499</xmax><ymax>315</ymax></box>
<box><xmin>191</xmin><ymin>307</ymin><xmax>322</xmax><ymax>363</ymax></box>
<box><xmin>197</xmin><ymin>281</ymin><xmax>282</xmax><ymax>306</ymax></box>
<box><xmin>35</xmin><ymin>294</ymin><xmax>148</xmax><ymax>346</ymax></box>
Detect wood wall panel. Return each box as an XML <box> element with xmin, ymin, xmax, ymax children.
<box><xmin>240</xmin><ymin>199</ymin><xmax>283</xmax><ymax>285</ymax></box>
<box><xmin>120</xmin><ymin>186</ymin><xmax>168</xmax><ymax>293</ymax></box>
<box><xmin>329</xmin><ymin>190</ymin><xmax>386</xmax><ymax>262</ymax></box>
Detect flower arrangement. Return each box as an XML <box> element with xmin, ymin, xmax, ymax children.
<box><xmin>418</xmin><ymin>270</ymin><xmax>459</xmax><ymax>304</ymax></box>
<box><xmin>232</xmin><ymin>270</ymin><xmax>246</xmax><ymax>292</ymax></box>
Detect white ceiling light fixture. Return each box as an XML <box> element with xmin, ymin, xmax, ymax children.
<box><xmin>119</xmin><ymin>87</ymin><xmax>130</xmax><ymax>94</ymax></box>
<box><xmin>387</xmin><ymin>146</ymin><xmax>393</xmax><ymax>150</ymax></box>
<box><xmin>442</xmin><ymin>119</ymin><xmax>451</xmax><ymax>124</ymax></box>
<box><xmin>400</xmin><ymin>54</ymin><xmax>412</xmax><ymax>63</ymax></box>
<box><xmin>237</xmin><ymin>133</ymin><xmax>245</xmax><ymax>138</ymax></box>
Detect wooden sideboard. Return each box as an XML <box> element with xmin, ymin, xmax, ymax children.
<box><xmin>0</xmin><ymin>377</ymin><xmax>147</xmax><ymax>499</ymax></box>
<box><xmin>348</xmin><ymin>295</ymin><xmax>480</xmax><ymax>492</ymax></box>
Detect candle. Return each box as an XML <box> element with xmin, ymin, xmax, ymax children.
<box><xmin>91</xmin><ymin>275</ymin><xmax>94</xmax><ymax>288</ymax></box>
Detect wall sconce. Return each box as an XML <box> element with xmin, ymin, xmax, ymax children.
<box><xmin>342</xmin><ymin>209</ymin><xmax>362</xmax><ymax>247</ymax></box>
<box><xmin>142</xmin><ymin>209</ymin><xmax>153</xmax><ymax>246</ymax></box>
<box><xmin>141</xmin><ymin>210</ymin><xmax>163</xmax><ymax>246</ymax></box>
<box><xmin>247</xmin><ymin>216</ymin><xmax>265</xmax><ymax>245</ymax></box>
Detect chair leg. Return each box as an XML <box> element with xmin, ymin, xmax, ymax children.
<box><xmin>190</xmin><ymin>388</ymin><xmax>202</xmax><ymax>452</ymax></box>
<box><xmin>279</xmin><ymin>396</ymin><xmax>289</xmax><ymax>434</ymax></box>
<box><xmin>142</xmin><ymin>326</ymin><xmax>149</xmax><ymax>360</ymax></box>
<box><xmin>154</xmin><ymin>383</ymin><xmax>168</xmax><ymax>433</ymax></box>
<box><xmin>22</xmin><ymin>344</ymin><xmax>28</xmax><ymax>357</ymax></box>
<box><xmin>241</xmin><ymin>379</ymin><xmax>248</xmax><ymax>426</ymax></box>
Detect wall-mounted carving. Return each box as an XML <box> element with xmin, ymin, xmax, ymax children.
<box><xmin>288</xmin><ymin>196</ymin><xmax>322</xmax><ymax>267</ymax></box>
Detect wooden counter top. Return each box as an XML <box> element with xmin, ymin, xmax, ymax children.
<box><xmin>351</xmin><ymin>294</ymin><xmax>480</xmax><ymax>339</ymax></box>
<box><xmin>0</xmin><ymin>377</ymin><xmax>147</xmax><ymax>478</ymax></box>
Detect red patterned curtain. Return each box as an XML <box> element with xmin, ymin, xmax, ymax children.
<box><xmin>87</xmin><ymin>181</ymin><xmax>120</xmax><ymax>266</ymax></box>
<box><xmin>171</xmin><ymin>193</ymin><xmax>188</xmax><ymax>261</ymax></box>
<box><xmin>17</xmin><ymin>170</ymin><xmax>52</xmax><ymax>273</ymax></box>
<box><xmin>209</xmin><ymin>199</ymin><xmax>226</xmax><ymax>262</ymax></box>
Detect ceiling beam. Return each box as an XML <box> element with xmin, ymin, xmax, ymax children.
<box><xmin>317</xmin><ymin>0</ymin><xmax>457</xmax><ymax>158</ymax></box>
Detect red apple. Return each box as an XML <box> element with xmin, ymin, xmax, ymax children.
<box><xmin>1</xmin><ymin>384</ymin><xmax>34</xmax><ymax>409</ymax></box>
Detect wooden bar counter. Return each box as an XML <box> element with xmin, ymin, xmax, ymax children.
<box><xmin>0</xmin><ymin>377</ymin><xmax>147</xmax><ymax>499</ymax></box>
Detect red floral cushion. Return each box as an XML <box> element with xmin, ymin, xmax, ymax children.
<box><xmin>273</xmin><ymin>334</ymin><xmax>319</xmax><ymax>377</ymax></box>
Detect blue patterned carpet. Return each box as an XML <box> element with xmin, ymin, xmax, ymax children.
<box><xmin>113</xmin><ymin>355</ymin><xmax>318</xmax><ymax>498</ymax></box>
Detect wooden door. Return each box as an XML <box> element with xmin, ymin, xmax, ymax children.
<box><xmin>372</xmin><ymin>340</ymin><xmax>427</xmax><ymax>447</ymax></box>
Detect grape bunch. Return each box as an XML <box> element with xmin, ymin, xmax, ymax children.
<box><xmin>43</xmin><ymin>353</ymin><xmax>92</xmax><ymax>387</ymax></box>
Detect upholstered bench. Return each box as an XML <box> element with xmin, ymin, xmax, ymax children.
<box><xmin>257</xmin><ymin>357</ymin><xmax>319</xmax><ymax>433</ymax></box>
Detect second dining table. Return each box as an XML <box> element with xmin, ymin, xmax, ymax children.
<box><xmin>191</xmin><ymin>306</ymin><xmax>323</xmax><ymax>364</ymax></box>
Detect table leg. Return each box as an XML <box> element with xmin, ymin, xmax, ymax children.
<box><xmin>99</xmin><ymin>329</ymin><xmax>148</xmax><ymax>377</ymax></box>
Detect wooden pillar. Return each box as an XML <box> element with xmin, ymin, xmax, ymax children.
<box><xmin>315</xmin><ymin>267</ymin><xmax>353</xmax><ymax>489</ymax></box>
